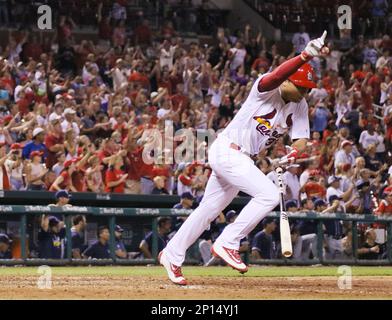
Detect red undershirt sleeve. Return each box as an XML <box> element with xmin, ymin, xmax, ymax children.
<box><xmin>258</xmin><ymin>53</ymin><xmax>312</xmax><ymax>93</ymax></box>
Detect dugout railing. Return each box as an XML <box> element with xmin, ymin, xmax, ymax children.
<box><xmin>0</xmin><ymin>205</ymin><xmax>391</xmax><ymax>266</ymax></box>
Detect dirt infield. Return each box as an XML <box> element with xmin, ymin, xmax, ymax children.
<box><xmin>0</xmin><ymin>273</ymin><xmax>391</xmax><ymax>299</ymax></box>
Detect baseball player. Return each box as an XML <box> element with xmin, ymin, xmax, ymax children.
<box><xmin>159</xmin><ymin>31</ymin><xmax>328</xmax><ymax>285</ymax></box>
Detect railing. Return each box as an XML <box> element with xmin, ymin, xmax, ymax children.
<box><xmin>0</xmin><ymin>191</ymin><xmax>250</xmax><ymax>209</ymax></box>
<box><xmin>0</xmin><ymin>205</ymin><xmax>391</xmax><ymax>266</ymax></box>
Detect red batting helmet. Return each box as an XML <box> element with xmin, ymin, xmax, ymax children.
<box><xmin>289</xmin><ymin>63</ymin><xmax>317</xmax><ymax>89</ymax></box>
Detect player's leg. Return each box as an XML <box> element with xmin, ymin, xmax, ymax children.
<box><xmin>198</xmin><ymin>240</ymin><xmax>212</xmax><ymax>265</ymax></box>
<box><xmin>324</xmin><ymin>235</ymin><xmax>333</xmax><ymax>260</ymax></box>
<box><xmin>331</xmin><ymin>238</ymin><xmax>343</xmax><ymax>260</ymax></box>
<box><xmin>293</xmin><ymin>234</ymin><xmax>303</xmax><ymax>259</ymax></box>
<box><xmin>164</xmin><ymin>172</ymin><xmax>239</xmax><ymax>266</ymax></box>
<box><xmin>160</xmin><ymin>172</ymin><xmax>239</xmax><ymax>284</ymax></box>
<box><xmin>211</xmin><ymin>157</ymin><xmax>280</xmax><ymax>271</ymax></box>
<box><xmin>309</xmin><ymin>233</ymin><xmax>318</xmax><ymax>259</ymax></box>
<box><xmin>300</xmin><ymin>233</ymin><xmax>316</xmax><ymax>260</ymax></box>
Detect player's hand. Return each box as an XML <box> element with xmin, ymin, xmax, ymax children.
<box><xmin>370</xmin><ymin>245</ymin><xmax>380</xmax><ymax>253</ymax></box>
<box><xmin>302</xmin><ymin>31</ymin><xmax>328</xmax><ymax>59</ymax></box>
<box><xmin>278</xmin><ymin>146</ymin><xmax>299</xmax><ymax>166</ymax></box>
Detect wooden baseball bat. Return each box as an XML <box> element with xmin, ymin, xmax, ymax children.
<box><xmin>276</xmin><ymin>167</ymin><xmax>293</xmax><ymax>258</ymax></box>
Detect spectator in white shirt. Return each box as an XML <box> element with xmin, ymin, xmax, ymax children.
<box><xmin>308</xmin><ymin>81</ymin><xmax>328</xmax><ymax>106</ymax></box>
<box><xmin>380</xmin><ymin>75</ymin><xmax>392</xmax><ymax>105</ymax></box>
<box><xmin>111</xmin><ymin>2</ymin><xmax>127</xmax><ymax>22</ymax></box>
<box><xmin>326</xmin><ymin>176</ymin><xmax>354</xmax><ymax>213</ymax></box>
<box><xmin>14</xmin><ymin>76</ymin><xmax>32</xmax><ymax>103</ymax></box>
<box><xmin>325</xmin><ymin>42</ymin><xmax>343</xmax><ymax>72</ymax></box>
<box><xmin>359</xmin><ymin>125</ymin><xmax>379</xmax><ymax>151</ymax></box>
<box><xmin>229</xmin><ymin>41</ymin><xmax>247</xmax><ymax>71</ymax></box>
<box><xmin>52</xmin><ymin>152</ymin><xmax>66</xmax><ymax>177</ymax></box>
<box><xmin>376</xmin><ymin>49</ymin><xmax>390</xmax><ymax>69</ymax></box>
<box><xmin>375</xmin><ymin>123</ymin><xmax>386</xmax><ymax>158</ymax></box>
<box><xmin>110</xmin><ymin>59</ymin><xmax>128</xmax><ymax>92</ymax></box>
<box><xmin>5</xmin><ymin>143</ymin><xmax>24</xmax><ymax>190</ymax></box>
<box><xmin>61</xmin><ymin>108</ymin><xmax>80</xmax><ymax>137</ymax></box>
<box><xmin>160</xmin><ymin>40</ymin><xmax>177</xmax><ymax>70</ymax></box>
<box><xmin>363</xmin><ymin>40</ymin><xmax>379</xmax><ymax>66</ymax></box>
<box><xmin>299</xmin><ymin>160</ymin><xmax>320</xmax><ymax>188</ymax></box>
<box><xmin>292</xmin><ymin>24</ymin><xmax>310</xmax><ymax>54</ymax></box>
<box><xmin>283</xmin><ymin>164</ymin><xmax>301</xmax><ymax>203</ymax></box>
<box><xmin>334</xmin><ymin>140</ymin><xmax>356</xmax><ymax>169</ymax></box>
<box><xmin>207</xmin><ymin>82</ymin><xmax>224</xmax><ymax>108</ymax></box>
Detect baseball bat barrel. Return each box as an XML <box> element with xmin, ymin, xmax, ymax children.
<box><xmin>276</xmin><ymin>167</ymin><xmax>293</xmax><ymax>258</ymax></box>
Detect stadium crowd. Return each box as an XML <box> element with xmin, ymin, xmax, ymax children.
<box><xmin>247</xmin><ymin>0</ymin><xmax>392</xmax><ymax>38</ymax></box>
<box><xmin>0</xmin><ymin>0</ymin><xmax>391</xmax><ymax>262</ymax></box>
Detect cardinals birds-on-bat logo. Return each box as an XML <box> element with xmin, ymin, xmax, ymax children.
<box><xmin>253</xmin><ymin>109</ymin><xmax>293</xmax><ymax>136</ymax></box>
<box><xmin>253</xmin><ymin>109</ymin><xmax>276</xmax><ymax>132</ymax></box>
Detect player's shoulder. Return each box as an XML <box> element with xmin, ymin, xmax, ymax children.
<box><xmin>252</xmin><ymin>73</ymin><xmax>280</xmax><ymax>96</ymax></box>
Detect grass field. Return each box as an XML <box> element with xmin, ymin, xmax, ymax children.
<box><xmin>1</xmin><ymin>265</ymin><xmax>392</xmax><ymax>277</ymax></box>
<box><xmin>0</xmin><ymin>266</ymin><xmax>392</xmax><ymax>299</ymax></box>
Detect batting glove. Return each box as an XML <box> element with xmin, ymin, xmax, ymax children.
<box><xmin>278</xmin><ymin>146</ymin><xmax>299</xmax><ymax>166</ymax></box>
<box><xmin>301</xmin><ymin>31</ymin><xmax>328</xmax><ymax>60</ymax></box>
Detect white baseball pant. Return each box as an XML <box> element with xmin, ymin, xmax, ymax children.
<box><xmin>164</xmin><ymin>135</ymin><xmax>280</xmax><ymax>266</ymax></box>
<box><xmin>293</xmin><ymin>233</ymin><xmax>318</xmax><ymax>260</ymax></box>
<box><xmin>325</xmin><ymin>235</ymin><xmax>343</xmax><ymax>260</ymax></box>
<box><xmin>198</xmin><ymin>239</ymin><xmax>213</xmax><ymax>265</ymax></box>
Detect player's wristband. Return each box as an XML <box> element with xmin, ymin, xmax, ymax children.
<box><xmin>300</xmin><ymin>51</ymin><xmax>312</xmax><ymax>62</ymax></box>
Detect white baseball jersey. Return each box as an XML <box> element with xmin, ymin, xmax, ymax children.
<box><xmin>221</xmin><ymin>74</ymin><xmax>310</xmax><ymax>155</ymax></box>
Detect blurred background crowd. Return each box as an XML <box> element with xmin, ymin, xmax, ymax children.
<box><xmin>0</xmin><ymin>0</ymin><xmax>391</xmax><ymax>262</ymax></box>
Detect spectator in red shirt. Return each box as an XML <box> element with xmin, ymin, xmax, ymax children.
<box><xmin>152</xmin><ymin>160</ymin><xmax>171</xmax><ymax>180</ymax></box>
<box><xmin>50</xmin><ymin>159</ymin><xmax>78</xmax><ymax>192</ymax></box>
<box><xmin>177</xmin><ymin>163</ymin><xmax>193</xmax><ymax>196</ymax></box>
<box><xmin>360</xmin><ymin>72</ymin><xmax>375</xmax><ymax>112</ymax></box>
<box><xmin>45</xmin><ymin>117</ymin><xmax>65</xmax><ymax>169</ymax></box>
<box><xmin>385</xmin><ymin>106</ymin><xmax>392</xmax><ymax>145</ymax></box>
<box><xmin>98</xmin><ymin>16</ymin><xmax>113</xmax><ymax>42</ymax></box>
<box><xmin>105</xmin><ymin>155</ymin><xmax>128</xmax><ymax>194</ymax></box>
<box><xmin>85</xmin><ymin>155</ymin><xmax>104</xmax><ymax>193</ymax></box>
<box><xmin>135</xmin><ymin>20</ymin><xmax>152</xmax><ymax>46</ymax></box>
<box><xmin>161</xmin><ymin>21</ymin><xmax>176</xmax><ymax>39</ymax></box>
<box><xmin>112</xmin><ymin>20</ymin><xmax>126</xmax><ymax>48</ymax></box>
<box><xmin>252</xmin><ymin>50</ymin><xmax>270</xmax><ymax>73</ymax></box>
<box><xmin>71</xmin><ymin>151</ymin><xmax>91</xmax><ymax>193</ymax></box>
<box><xmin>301</xmin><ymin>175</ymin><xmax>327</xmax><ymax>199</ymax></box>
<box><xmin>58</xmin><ymin>15</ymin><xmax>76</xmax><ymax>44</ymax></box>
<box><xmin>375</xmin><ymin>191</ymin><xmax>392</xmax><ymax>216</ymax></box>
<box><xmin>351</xmin><ymin>63</ymin><xmax>371</xmax><ymax>82</ymax></box>
<box><xmin>21</xmin><ymin>34</ymin><xmax>43</xmax><ymax>63</ymax></box>
<box><xmin>0</xmin><ymin>143</ymin><xmax>10</xmax><ymax>191</ymax></box>
<box><xmin>368</xmin><ymin>67</ymin><xmax>384</xmax><ymax>101</ymax></box>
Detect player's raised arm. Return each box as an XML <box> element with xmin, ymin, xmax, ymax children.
<box><xmin>258</xmin><ymin>31</ymin><xmax>328</xmax><ymax>92</ymax></box>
